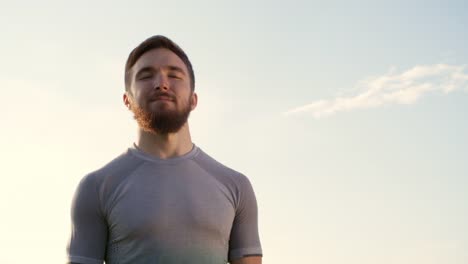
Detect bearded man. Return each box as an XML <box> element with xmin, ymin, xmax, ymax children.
<box><xmin>67</xmin><ymin>35</ymin><xmax>262</xmax><ymax>264</ymax></box>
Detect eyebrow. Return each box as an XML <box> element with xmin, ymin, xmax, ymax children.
<box><xmin>166</xmin><ymin>66</ymin><xmax>186</xmax><ymax>75</ymax></box>
<box><xmin>135</xmin><ymin>65</ymin><xmax>186</xmax><ymax>77</ymax></box>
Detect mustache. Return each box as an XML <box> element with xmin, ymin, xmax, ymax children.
<box><xmin>150</xmin><ymin>92</ymin><xmax>176</xmax><ymax>101</ymax></box>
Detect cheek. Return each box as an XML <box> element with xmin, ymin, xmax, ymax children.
<box><xmin>134</xmin><ymin>88</ymin><xmax>151</xmax><ymax>101</ymax></box>
<box><xmin>131</xmin><ymin>95</ymin><xmax>149</xmax><ymax>109</ymax></box>
<box><xmin>180</xmin><ymin>93</ymin><xmax>193</xmax><ymax>106</ymax></box>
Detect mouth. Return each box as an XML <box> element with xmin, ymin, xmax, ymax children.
<box><xmin>151</xmin><ymin>95</ymin><xmax>175</xmax><ymax>102</ymax></box>
<box><xmin>155</xmin><ymin>96</ymin><xmax>173</xmax><ymax>101</ymax></box>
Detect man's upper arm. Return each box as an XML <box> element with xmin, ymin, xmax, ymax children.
<box><xmin>230</xmin><ymin>256</ymin><xmax>262</xmax><ymax>264</ymax></box>
<box><xmin>228</xmin><ymin>175</ymin><xmax>263</xmax><ymax>262</ymax></box>
<box><xmin>67</xmin><ymin>174</ymin><xmax>107</xmax><ymax>264</ymax></box>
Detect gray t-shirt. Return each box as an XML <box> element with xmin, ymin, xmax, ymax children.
<box><xmin>67</xmin><ymin>144</ymin><xmax>262</xmax><ymax>264</ymax></box>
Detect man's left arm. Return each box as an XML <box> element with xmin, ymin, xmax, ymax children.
<box><xmin>230</xmin><ymin>256</ymin><xmax>262</xmax><ymax>264</ymax></box>
<box><xmin>228</xmin><ymin>174</ymin><xmax>263</xmax><ymax>264</ymax></box>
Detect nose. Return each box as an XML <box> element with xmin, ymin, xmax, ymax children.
<box><xmin>154</xmin><ymin>74</ymin><xmax>169</xmax><ymax>91</ymax></box>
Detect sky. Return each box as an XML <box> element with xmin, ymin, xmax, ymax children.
<box><xmin>1</xmin><ymin>0</ymin><xmax>467</xmax><ymax>263</ymax></box>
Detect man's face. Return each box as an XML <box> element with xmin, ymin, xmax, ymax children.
<box><xmin>124</xmin><ymin>48</ymin><xmax>197</xmax><ymax>134</ymax></box>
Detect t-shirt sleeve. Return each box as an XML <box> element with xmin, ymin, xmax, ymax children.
<box><xmin>67</xmin><ymin>174</ymin><xmax>107</xmax><ymax>264</ymax></box>
<box><xmin>228</xmin><ymin>175</ymin><xmax>263</xmax><ymax>262</ymax></box>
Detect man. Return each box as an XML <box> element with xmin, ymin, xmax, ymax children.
<box><xmin>67</xmin><ymin>35</ymin><xmax>262</xmax><ymax>264</ymax></box>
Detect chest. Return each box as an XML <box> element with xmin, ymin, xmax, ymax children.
<box><xmin>106</xmin><ymin>168</ymin><xmax>236</xmax><ymax>244</ymax></box>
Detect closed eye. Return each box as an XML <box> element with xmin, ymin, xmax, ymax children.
<box><xmin>168</xmin><ymin>73</ymin><xmax>182</xmax><ymax>79</ymax></box>
<box><xmin>138</xmin><ymin>74</ymin><xmax>152</xmax><ymax>80</ymax></box>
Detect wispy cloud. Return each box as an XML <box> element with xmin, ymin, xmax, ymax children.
<box><xmin>284</xmin><ymin>64</ymin><xmax>468</xmax><ymax>118</ymax></box>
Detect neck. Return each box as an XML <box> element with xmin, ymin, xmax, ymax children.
<box><xmin>135</xmin><ymin>123</ymin><xmax>194</xmax><ymax>159</ymax></box>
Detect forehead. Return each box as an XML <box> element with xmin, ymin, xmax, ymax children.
<box><xmin>132</xmin><ymin>48</ymin><xmax>188</xmax><ymax>74</ymax></box>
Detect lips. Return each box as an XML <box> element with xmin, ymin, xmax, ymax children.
<box><xmin>154</xmin><ymin>96</ymin><xmax>173</xmax><ymax>101</ymax></box>
<box><xmin>151</xmin><ymin>94</ymin><xmax>175</xmax><ymax>102</ymax></box>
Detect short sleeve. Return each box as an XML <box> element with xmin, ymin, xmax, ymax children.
<box><xmin>67</xmin><ymin>174</ymin><xmax>107</xmax><ymax>264</ymax></box>
<box><xmin>228</xmin><ymin>175</ymin><xmax>263</xmax><ymax>262</ymax></box>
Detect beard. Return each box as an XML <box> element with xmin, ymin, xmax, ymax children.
<box><xmin>130</xmin><ymin>96</ymin><xmax>192</xmax><ymax>135</ymax></box>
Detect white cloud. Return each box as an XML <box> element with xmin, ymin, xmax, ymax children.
<box><xmin>284</xmin><ymin>64</ymin><xmax>468</xmax><ymax>118</ymax></box>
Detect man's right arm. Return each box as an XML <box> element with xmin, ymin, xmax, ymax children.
<box><xmin>67</xmin><ymin>174</ymin><xmax>108</xmax><ymax>264</ymax></box>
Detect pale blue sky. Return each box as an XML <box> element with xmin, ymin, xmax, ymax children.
<box><xmin>1</xmin><ymin>1</ymin><xmax>467</xmax><ymax>263</ymax></box>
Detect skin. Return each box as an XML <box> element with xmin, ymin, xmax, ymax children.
<box><xmin>123</xmin><ymin>48</ymin><xmax>262</xmax><ymax>264</ymax></box>
<box><xmin>123</xmin><ymin>48</ymin><xmax>198</xmax><ymax>159</ymax></box>
<box><xmin>231</xmin><ymin>256</ymin><xmax>263</xmax><ymax>264</ymax></box>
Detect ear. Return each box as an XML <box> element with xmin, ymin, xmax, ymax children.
<box><xmin>123</xmin><ymin>92</ymin><xmax>132</xmax><ymax>109</ymax></box>
<box><xmin>190</xmin><ymin>92</ymin><xmax>198</xmax><ymax>110</ymax></box>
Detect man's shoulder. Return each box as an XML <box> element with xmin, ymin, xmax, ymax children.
<box><xmin>79</xmin><ymin>148</ymin><xmax>145</xmax><ymax>189</ymax></box>
<box><xmin>194</xmin><ymin>148</ymin><xmax>251</xmax><ymax>186</ymax></box>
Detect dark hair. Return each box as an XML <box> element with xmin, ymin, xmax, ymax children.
<box><xmin>124</xmin><ymin>35</ymin><xmax>195</xmax><ymax>91</ymax></box>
